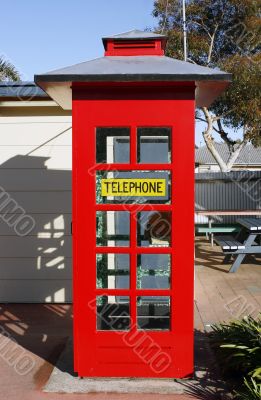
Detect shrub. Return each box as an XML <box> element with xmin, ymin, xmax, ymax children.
<box><xmin>209</xmin><ymin>315</ymin><xmax>261</xmax><ymax>399</ymax></box>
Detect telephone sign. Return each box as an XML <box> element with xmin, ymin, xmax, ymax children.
<box><xmin>101</xmin><ymin>178</ymin><xmax>167</xmax><ymax>197</ymax></box>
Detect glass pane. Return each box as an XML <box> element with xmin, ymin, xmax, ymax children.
<box><xmin>96</xmin><ymin>127</ymin><xmax>130</xmax><ymax>163</ymax></box>
<box><xmin>96</xmin><ymin>253</ymin><xmax>130</xmax><ymax>289</ymax></box>
<box><xmin>137</xmin><ymin>211</ymin><xmax>171</xmax><ymax>247</ymax></box>
<box><xmin>96</xmin><ymin>171</ymin><xmax>171</xmax><ymax>204</ymax></box>
<box><xmin>97</xmin><ymin>296</ymin><xmax>130</xmax><ymax>331</ymax></box>
<box><xmin>137</xmin><ymin>296</ymin><xmax>170</xmax><ymax>330</ymax></box>
<box><xmin>96</xmin><ymin>211</ymin><xmax>130</xmax><ymax>247</ymax></box>
<box><xmin>138</xmin><ymin>127</ymin><xmax>171</xmax><ymax>163</ymax></box>
<box><xmin>137</xmin><ymin>254</ymin><xmax>170</xmax><ymax>289</ymax></box>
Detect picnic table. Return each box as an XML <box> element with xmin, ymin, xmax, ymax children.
<box><xmin>214</xmin><ymin>217</ymin><xmax>261</xmax><ymax>273</ymax></box>
<box><xmin>195</xmin><ymin>210</ymin><xmax>261</xmax><ymax>247</ymax></box>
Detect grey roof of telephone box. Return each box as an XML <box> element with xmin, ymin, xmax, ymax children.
<box><xmin>34</xmin><ymin>29</ymin><xmax>232</xmax><ymax>110</ymax></box>
<box><xmin>102</xmin><ymin>29</ymin><xmax>166</xmax><ymax>39</ymax></box>
<box><xmin>102</xmin><ymin>29</ymin><xmax>166</xmax><ymax>45</ymax></box>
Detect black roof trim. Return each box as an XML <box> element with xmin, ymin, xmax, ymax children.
<box><xmin>34</xmin><ymin>73</ymin><xmax>232</xmax><ymax>83</ymax></box>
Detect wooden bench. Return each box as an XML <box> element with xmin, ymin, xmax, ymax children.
<box><xmin>214</xmin><ymin>235</ymin><xmax>245</xmax><ymax>252</ymax></box>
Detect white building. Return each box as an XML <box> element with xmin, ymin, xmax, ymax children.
<box><xmin>1</xmin><ymin>82</ymin><xmax>260</xmax><ymax>303</ymax></box>
<box><xmin>0</xmin><ymin>81</ymin><xmax>72</xmax><ymax>302</ymax></box>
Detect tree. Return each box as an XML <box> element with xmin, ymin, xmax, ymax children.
<box><xmin>152</xmin><ymin>0</ymin><xmax>261</xmax><ymax>172</ymax></box>
<box><xmin>0</xmin><ymin>57</ymin><xmax>20</xmax><ymax>81</ymax></box>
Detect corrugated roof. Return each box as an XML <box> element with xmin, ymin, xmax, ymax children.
<box><xmin>196</xmin><ymin>143</ymin><xmax>261</xmax><ymax>165</ymax></box>
<box><xmin>0</xmin><ymin>81</ymin><xmax>48</xmax><ymax>98</ymax></box>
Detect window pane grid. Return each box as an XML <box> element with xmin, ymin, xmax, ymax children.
<box><xmin>137</xmin><ymin>127</ymin><xmax>171</xmax><ymax>164</ymax></box>
<box><xmin>95</xmin><ymin>126</ymin><xmax>174</xmax><ymax>331</ymax></box>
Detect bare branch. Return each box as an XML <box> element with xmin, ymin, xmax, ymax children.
<box><xmin>217</xmin><ymin>120</ymin><xmax>237</xmax><ymax>147</ymax></box>
<box><xmin>207</xmin><ymin>25</ymin><xmax>218</xmax><ymax>64</ymax></box>
<box><xmin>212</xmin><ymin>108</ymin><xmax>238</xmax><ymax>122</ymax></box>
<box><xmin>200</xmin><ymin>17</ymin><xmax>213</xmax><ymax>38</ymax></box>
<box><xmin>201</xmin><ymin>107</ymin><xmax>229</xmax><ymax>172</ymax></box>
<box><xmin>196</xmin><ymin>115</ymin><xmax>223</xmax><ymax>135</ymax></box>
<box><xmin>190</xmin><ymin>20</ymin><xmax>212</xmax><ymax>39</ymax></box>
<box><xmin>200</xmin><ymin>108</ymin><xmax>249</xmax><ymax>172</ymax></box>
<box><xmin>226</xmin><ymin>139</ymin><xmax>248</xmax><ymax>170</ymax></box>
<box><xmin>187</xmin><ymin>57</ymin><xmax>197</xmax><ymax>64</ymax></box>
<box><xmin>161</xmin><ymin>0</ymin><xmax>169</xmax><ymax>34</ymax></box>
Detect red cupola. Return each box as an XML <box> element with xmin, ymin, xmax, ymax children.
<box><xmin>102</xmin><ymin>29</ymin><xmax>167</xmax><ymax>56</ymax></box>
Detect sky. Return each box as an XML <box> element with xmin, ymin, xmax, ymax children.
<box><xmin>2</xmin><ymin>0</ymin><xmax>156</xmax><ymax>79</ymax></box>
<box><xmin>1</xmin><ymin>0</ymin><xmax>241</xmax><ymax>146</ymax></box>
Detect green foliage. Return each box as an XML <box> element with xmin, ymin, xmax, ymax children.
<box><xmin>153</xmin><ymin>0</ymin><xmax>260</xmax><ymax>64</ymax></box>
<box><xmin>235</xmin><ymin>378</ymin><xmax>261</xmax><ymax>399</ymax></box>
<box><xmin>209</xmin><ymin>315</ymin><xmax>261</xmax><ymax>399</ymax></box>
<box><xmin>152</xmin><ymin>0</ymin><xmax>261</xmax><ymax>145</ymax></box>
<box><xmin>213</xmin><ymin>53</ymin><xmax>261</xmax><ymax>142</ymax></box>
<box><xmin>0</xmin><ymin>57</ymin><xmax>20</xmax><ymax>81</ymax></box>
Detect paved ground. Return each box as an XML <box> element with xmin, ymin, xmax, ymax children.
<box><xmin>0</xmin><ymin>237</ymin><xmax>260</xmax><ymax>399</ymax></box>
<box><xmin>195</xmin><ymin>237</ymin><xmax>261</xmax><ymax>331</ymax></box>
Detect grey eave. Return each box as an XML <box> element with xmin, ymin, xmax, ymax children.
<box><xmin>35</xmin><ymin>56</ymin><xmax>232</xmax><ymax>110</ymax></box>
<box><xmin>35</xmin><ymin>56</ymin><xmax>231</xmax><ymax>82</ymax></box>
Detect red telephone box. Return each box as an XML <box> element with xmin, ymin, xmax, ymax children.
<box><xmin>35</xmin><ymin>30</ymin><xmax>231</xmax><ymax>378</ymax></box>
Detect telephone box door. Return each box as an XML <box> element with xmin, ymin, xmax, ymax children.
<box><xmin>73</xmin><ymin>85</ymin><xmax>195</xmax><ymax>378</ymax></box>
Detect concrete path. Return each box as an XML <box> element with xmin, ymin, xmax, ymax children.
<box><xmin>44</xmin><ymin>333</ymin><xmax>231</xmax><ymax>398</ymax></box>
<box><xmin>0</xmin><ymin>302</ymin><xmax>231</xmax><ymax>399</ymax></box>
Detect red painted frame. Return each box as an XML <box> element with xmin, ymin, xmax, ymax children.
<box><xmin>73</xmin><ymin>82</ymin><xmax>195</xmax><ymax>378</ymax></box>
<box><xmin>104</xmin><ymin>39</ymin><xmax>165</xmax><ymax>56</ymax></box>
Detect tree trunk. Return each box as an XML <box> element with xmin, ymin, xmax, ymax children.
<box><xmin>201</xmin><ymin>107</ymin><xmax>247</xmax><ymax>172</ymax></box>
<box><xmin>202</xmin><ymin>108</ymin><xmax>230</xmax><ymax>172</ymax></box>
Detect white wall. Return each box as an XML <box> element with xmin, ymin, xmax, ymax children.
<box><xmin>0</xmin><ymin>113</ymin><xmax>72</xmax><ymax>303</ymax></box>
